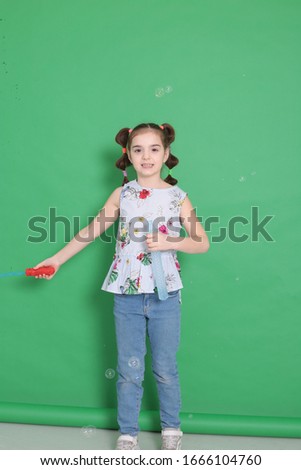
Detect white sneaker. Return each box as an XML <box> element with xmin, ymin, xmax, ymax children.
<box><xmin>115</xmin><ymin>434</ymin><xmax>140</xmax><ymax>450</ymax></box>
<box><xmin>161</xmin><ymin>428</ymin><xmax>183</xmax><ymax>450</ymax></box>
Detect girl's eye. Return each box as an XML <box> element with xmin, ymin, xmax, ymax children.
<box><xmin>152</xmin><ymin>148</ymin><xmax>158</xmax><ymax>152</ymax></box>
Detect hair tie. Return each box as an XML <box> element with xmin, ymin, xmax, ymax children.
<box><xmin>128</xmin><ymin>128</ymin><xmax>133</xmax><ymax>134</ymax></box>
<box><xmin>122</xmin><ymin>170</ymin><xmax>128</xmax><ymax>177</ymax></box>
<box><xmin>159</xmin><ymin>125</ymin><xmax>164</xmax><ymax>130</ymax></box>
<box><xmin>122</xmin><ymin>147</ymin><xmax>127</xmax><ymax>154</ymax></box>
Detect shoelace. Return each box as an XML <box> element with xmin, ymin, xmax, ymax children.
<box><xmin>148</xmin><ymin>219</ymin><xmax>168</xmax><ymax>301</ymax></box>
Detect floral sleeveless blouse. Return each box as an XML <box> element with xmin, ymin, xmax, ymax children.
<box><xmin>101</xmin><ymin>179</ymin><xmax>188</xmax><ymax>295</ymax></box>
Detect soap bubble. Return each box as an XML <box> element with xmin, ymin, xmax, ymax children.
<box><xmin>128</xmin><ymin>356</ymin><xmax>140</xmax><ymax>368</ymax></box>
<box><xmin>105</xmin><ymin>368</ymin><xmax>115</xmax><ymax>379</ymax></box>
<box><xmin>81</xmin><ymin>426</ymin><xmax>97</xmax><ymax>438</ymax></box>
<box><xmin>239</xmin><ymin>176</ymin><xmax>246</xmax><ymax>183</ymax></box>
<box><xmin>250</xmin><ymin>171</ymin><xmax>256</xmax><ymax>176</ymax></box>
<box><xmin>155</xmin><ymin>87</ymin><xmax>165</xmax><ymax>98</ymax></box>
<box><xmin>164</xmin><ymin>85</ymin><xmax>173</xmax><ymax>93</ymax></box>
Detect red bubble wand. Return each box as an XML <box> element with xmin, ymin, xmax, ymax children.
<box><xmin>0</xmin><ymin>266</ymin><xmax>55</xmax><ymax>278</ymax></box>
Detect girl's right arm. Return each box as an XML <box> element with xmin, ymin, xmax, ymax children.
<box><xmin>33</xmin><ymin>187</ymin><xmax>122</xmax><ymax>279</ymax></box>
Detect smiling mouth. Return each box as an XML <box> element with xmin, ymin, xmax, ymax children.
<box><xmin>141</xmin><ymin>164</ymin><xmax>154</xmax><ymax>168</ymax></box>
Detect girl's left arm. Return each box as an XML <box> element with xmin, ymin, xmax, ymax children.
<box><xmin>171</xmin><ymin>195</ymin><xmax>210</xmax><ymax>254</ymax></box>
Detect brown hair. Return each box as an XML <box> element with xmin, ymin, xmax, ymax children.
<box><xmin>115</xmin><ymin>122</ymin><xmax>179</xmax><ymax>186</ymax></box>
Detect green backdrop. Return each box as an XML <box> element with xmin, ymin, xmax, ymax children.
<box><xmin>1</xmin><ymin>0</ymin><xmax>301</xmax><ymax>439</ymax></box>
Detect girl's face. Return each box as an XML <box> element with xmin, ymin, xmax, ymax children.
<box><xmin>128</xmin><ymin>130</ymin><xmax>169</xmax><ymax>178</ymax></box>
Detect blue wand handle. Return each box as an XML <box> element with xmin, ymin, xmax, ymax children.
<box><xmin>148</xmin><ymin>220</ymin><xmax>169</xmax><ymax>301</ymax></box>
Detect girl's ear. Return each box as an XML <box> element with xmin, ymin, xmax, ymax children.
<box><xmin>164</xmin><ymin>146</ymin><xmax>170</xmax><ymax>161</ymax></box>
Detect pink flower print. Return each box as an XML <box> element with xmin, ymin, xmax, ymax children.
<box><xmin>175</xmin><ymin>260</ymin><xmax>181</xmax><ymax>271</ymax></box>
<box><xmin>113</xmin><ymin>261</ymin><xmax>118</xmax><ymax>270</ymax></box>
<box><xmin>139</xmin><ymin>189</ymin><xmax>151</xmax><ymax>199</ymax></box>
<box><xmin>136</xmin><ymin>276</ymin><xmax>141</xmax><ymax>288</ymax></box>
<box><xmin>159</xmin><ymin>224</ymin><xmax>168</xmax><ymax>234</ymax></box>
<box><xmin>137</xmin><ymin>253</ymin><xmax>144</xmax><ymax>261</ymax></box>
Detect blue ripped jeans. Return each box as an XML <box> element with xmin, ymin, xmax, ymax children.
<box><xmin>113</xmin><ymin>289</ymin><xmax>182</xmax><ymax>437</ymax></box>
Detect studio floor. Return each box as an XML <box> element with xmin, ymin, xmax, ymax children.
<box><xmin>0</xmin><ymin>422</ymin><xmax>300</xmax><ymax>450</ymax></box>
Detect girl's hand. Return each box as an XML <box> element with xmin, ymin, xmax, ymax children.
<box><xmin>146</xmin><ymin>232</ymin><xmax>173</xmax><ymax>252</ymax></box>
<box><xmin>32</xmin><ymin>257</ymin><xmax>61</xmax><ymax>280</ymax></box>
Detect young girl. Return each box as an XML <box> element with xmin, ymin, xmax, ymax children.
<box><xmin>33</xmin><ymin>122</ymin><xmax>210</xmax><ymax>450</ymax></box>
